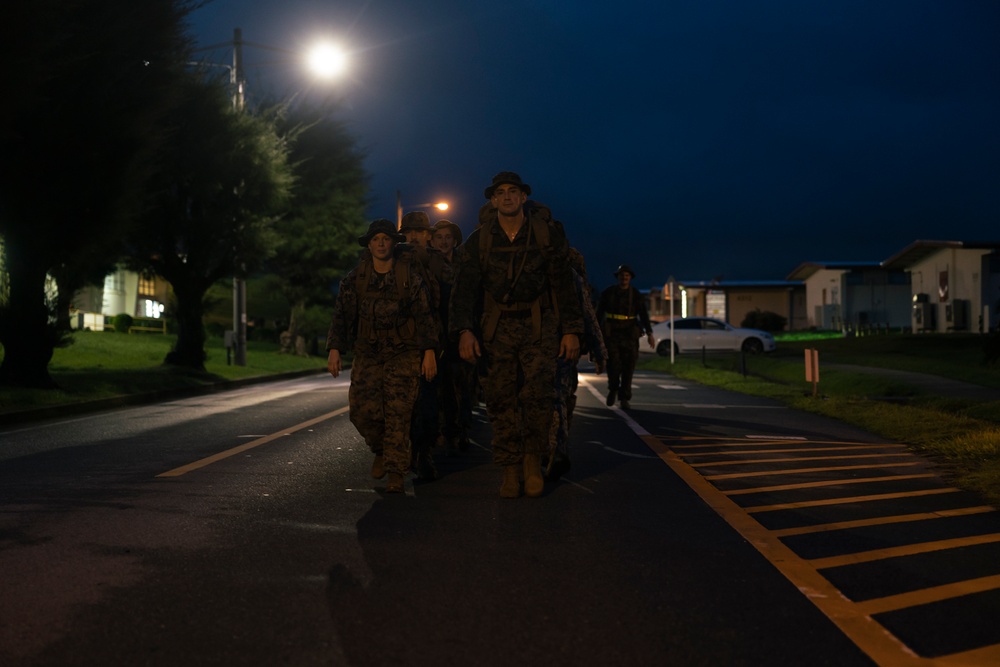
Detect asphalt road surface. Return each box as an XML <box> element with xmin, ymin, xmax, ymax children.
<box><xmin>1</xmin><ymin>368</ymin><xmax>998</xmax><ymax>666</ymax></box>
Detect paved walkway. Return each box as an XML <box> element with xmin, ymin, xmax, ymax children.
<box><xmin>823</xmin><ymin>363</ymin><xmax>1000</xmax><ymax>401</ymax></box>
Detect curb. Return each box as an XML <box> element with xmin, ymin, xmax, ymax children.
<box><xmin>0</xmin><ymin>367</ymin><xmax>330</xmax><ymax>427</ymax></box>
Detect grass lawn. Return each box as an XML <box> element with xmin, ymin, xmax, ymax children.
<box><xmin>0</xmin><ymin>330</ymin><xmax>326</xmax><ymax>414</ymax></box>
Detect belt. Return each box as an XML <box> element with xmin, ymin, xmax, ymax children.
<box><xmin>606</xmin><ymin>314</ymin><xmax>633</xmax><ymax>321</ymax></box>
<box><xmin>500</xmin><ymin>309</ymin><xmax>533</xmax><ymax>319</ymax></box>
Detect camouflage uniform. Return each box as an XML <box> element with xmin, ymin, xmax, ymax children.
<box><xmin>326</xmin><ymin>250</ymin><xmax>438</xmax><ymax>476</ymax></box>
<box><xmin>435</xmin><ymin>243</ymin><xmax>474</xmax><ymax>451</ymax></box>
<box><xmin>400</xmin><ymin>242</ymin><xmax>452</xmax><ymax>477</ymax></box>
<box><xmin>449</xmin><ymin>202</ymin><xmax>583</xmax><ymax>466</ymax></box>
<box><xmin>597</xmin><ymin>281</ymin><xmax>653</xmax><ymax>404</ymax></box>
<box><xmin>549</xmin><ymin>266</ymin><xmax>606</xmax><ymax>477</ymax></box>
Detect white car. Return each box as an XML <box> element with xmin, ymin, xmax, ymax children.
<box><xmin>644</xmin><ymin>317</ymin><xmax>777</xmax><ymax>356</ymax></box>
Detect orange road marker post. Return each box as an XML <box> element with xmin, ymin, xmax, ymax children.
<box><xmin>804</xmin><ymin>348</ymin><xmax>820</xmax><ymax>397</ymax></box>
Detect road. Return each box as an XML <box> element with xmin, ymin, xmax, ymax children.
<box><xmin>1</xmin><ymin>369</ymin><xmax>999</xmax><ymax>666</ymax></box>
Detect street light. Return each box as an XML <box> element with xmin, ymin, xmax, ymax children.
<box><xmin>395</xmin><ymin>190</ymin><xmax>449</xmax><ymax>229</ymax></box>
<box><xmin>193</xmin><ymin>28</ymin><xmax>347</xmax><ymax>366</ymax></box>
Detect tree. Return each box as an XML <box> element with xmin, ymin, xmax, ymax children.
<box><xmin>0</xmin><ymin>0</ymin><xmax>196</xmax><ymax>388</ymax></box>
<box><xmin>268</xmin><ymin>100</ymin><xmax>369</xmax><ymax>355</ymax></box>
<box><xmin>124</xmin><ymin>74</ymin><xmax>293</xmax><ymax>370</ymax></box>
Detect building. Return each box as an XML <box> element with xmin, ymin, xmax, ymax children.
<box><xmin>785</xmin><ymin>261</ymin><xmax>911</xmax><ymax>331</ymax></box>
<box><xmin>882</xmin><ymin>240</ymin><xmax>1000</xmax><ymax>333</ymax></box>
<box><xmin>647</xmin><ymin>279</ymin><xmax>805</xmax><ymax>331</ymax></box>
<box><xmin>69</xmin><ymin>267</ymin><xmax>171</xmax><ymax>331</ymax></box>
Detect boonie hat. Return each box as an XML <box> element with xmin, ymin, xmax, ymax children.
<box><xmin>432</xmin><ymin>219</ymin><xmax>463</xmax><ymax>245</ymax></box>
<box><xmin>358</xmin><ymin>218</ymin><xmax>406</xmax><ymax>247</ymax></box>
<box><xmin>614</xmin><ymin>264</ymin><xmax>635</xmax><ymax>278</ymax></box>
<box><xmin>399</xmin><ymin>211</ymin><xmax>431</xmax><ymax>231</ymax></box>
<box><xmin>484</xmin><ymin>171</ymin><xmax>532</xmax><ymax>199</ymax></box>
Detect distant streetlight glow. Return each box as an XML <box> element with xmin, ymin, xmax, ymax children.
<box><xmin>395</xmin><ymin>190</ymin><xmax>450</xmax><ymax>228</ymax></box>
<box><xmin>307</xmin><ymin>43</ymin><xmax>347</xmax><ymax>79</ymax></box>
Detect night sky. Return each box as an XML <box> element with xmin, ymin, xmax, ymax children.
<box><xmin>189</xmin><ymin>0</ymin><xmax>1000</xmax><ymax>292</ymax></box>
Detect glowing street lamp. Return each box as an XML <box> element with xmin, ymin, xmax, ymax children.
<box><xmin>395</xmin><ymin>190</ymin><xmax>449</xmax><ymax>229</ymax></box>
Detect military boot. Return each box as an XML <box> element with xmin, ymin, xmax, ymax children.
<box><xmin>385</xmin><ymin>472</ymin><xmax>405</xmax><ymax>493</ymax></box>
<box><xmin>500</xmin><ymin>465</ymin><xmax>520</xmax><ymax>498</ymax></box>
<box><xmin>371</xmin><ymin>454</ymin><xmax>386</xmax><ymax>479</ymax></box>
<box><xmin>523</xmin><ymin>454</ymin><xmax>544</xmax><ymax>498</ymax></box>
<box><xmin>606</xmin><ymin>390</ymin><xmax>617</xmax><ymax>407</ymax></box>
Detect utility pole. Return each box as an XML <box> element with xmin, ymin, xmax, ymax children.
<box><xmin>232</xmin><ymin>28</ymin><xmax>247</xmax><ymax>366</ymax></box>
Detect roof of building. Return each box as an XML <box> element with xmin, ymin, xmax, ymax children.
<box><xmin>785</xmin><ymin>261</ymin><xmax>882</xmax><ymax>281</ymax></box>
<box><xmin>881</xmin><ymin>240</ymin><xmax>1000</xmax><ymax>270</ymax></box>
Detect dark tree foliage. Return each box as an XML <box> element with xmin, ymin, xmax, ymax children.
<box><xmin>0</xmin><ymin>0</ymin><xmax>197</xmax><ymax>388</ymax></box>
<box><xmin>124</xmin><ymin>75</ymin><xmax>293</xmax><ymax>370</ymax></box>
<box><xmin>269</xmin><ymin>100</ymin><xmax>369</xmax><ymax>354</ymax></box>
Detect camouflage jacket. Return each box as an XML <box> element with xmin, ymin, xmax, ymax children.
<box><xmin>449</xmin><ymin>202</ymin><xmax>583</xmax><ymax>339</ymax></box>
<box><xmin>326</xmin><ymin>254</ymin><xmax>438</xmax><ymax>360</ymax></box>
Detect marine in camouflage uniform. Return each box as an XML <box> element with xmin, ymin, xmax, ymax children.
<box><xmin>548</xmin><ymin>248</ymin><xmax>607</xmax><ymax>480</ymax></box>
<box><xmin>399</xmin><ymin>210</ymin><xmax>452</xmax><ymax>480</ymax></box>
<box><xmin>326</xmin><ymin>219</ymin><xmax>439</xmax><ymax>493</ymax></box>
<box><xmin>432</xmin><ymin>219</ymin><xmax>474</xmax><ymax>454</ymax></box>
<box><xmin>449</xmin><ymin>172</ymin><xmax>583</xmax><ymax>498</ymax></box>
<box><xmin>596</xmin><ymin>264</ymin><xmax>655</xmax><ymax>410</ymax></box>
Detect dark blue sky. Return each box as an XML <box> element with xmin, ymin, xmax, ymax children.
<box><xmin>189</xmin><ymin>0</ymin><xmax>1000</xmax><ymax>292</ymax></box>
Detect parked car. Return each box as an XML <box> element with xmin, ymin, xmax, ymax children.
<box><xmin>643</xmin><ymin>317</ymin><xmax>777</xmax><ymax>356</ymax></box>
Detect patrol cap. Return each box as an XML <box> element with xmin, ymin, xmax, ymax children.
<box><xmin>432</xmin><ymin>219</ymin><xmax>463</xmax><ymax>245</ymax></box>
<box><xmin>484</xmin><ymin>171</ymin><xmax>532</xmax><ymax>199</ymax></box>
<box><xmin>358</xmin><ymin>218</ymin><xmax>406</xmax><ymax>247</ymax></box>
<box><xmin>614</xmin><ymin>264</ymin><xmax>635</xmax><ymax>278</ymax></box>
<box><xmin>399</xmin><ymin>211</ymin><xmax>431</xmax><ymax>232</ymax></box>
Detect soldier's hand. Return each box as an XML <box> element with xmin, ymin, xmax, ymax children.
<box><xmin>459</xmin><ymin>330</ymin><xmax>480</xmax><ymax>364</ymax></box>
<box><xmin>327</xmin><ymin>349</ymin><xmax>342</xmax><ymax>378</ymax></box>
<box><xmin>422</xmin><ymin>349</ymin><xmax>438</xmax><ymax>381</ymax></box>
<box><xmin>647</xmin><ymin>333</ymin><xmax>656</xmax><ymax>350</ymax></box>
<box><xmin>559</xmin><ymin>334</ymin><xmax>580</xmax><ymax>363</ymax></box>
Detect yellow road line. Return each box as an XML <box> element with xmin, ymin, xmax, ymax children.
<box><xmin>668</xmin><ymin>439</ymin><xmax>900</xmax><ymax>449</ymax></box>
<box><xmin>771</xmin><ymin>506</ymin><xmax>997</xmax><ymax>537</ymax></box>
<box><xmin>640</xmin><ymin>433</ymin><xmax>923</xmax><ymax>666</ymax></box>
<box><xmin>688</xmin><ymin>452</ymin><xmax>912</xmax><ymax>468</ymax></box>
<box><xmin>855</xmin><ymin>573</ymin><xmax>1000</xmax><ymax>616</ymax></box>
<box><xmin>936</xmin><ymin>642</ymin><xmax>1000</xmax><ymax>665</ymax></box>
<box><xmin>723</xmin><ymin>474</ymin><xmax>936</xmax><ymax>496</ymax></box>
<box><xmin>745</xmin><ymin>488</ymin><xmax>959</xmax><ymax>513</ymax></box>
<box><xmin>809</xmin><ymin>533</ymin><xmax>1000</xmax><ymax>570</ymax></box>
<box><xmin>706</xmin><ymin>461</ymin><xmax>923</xmax><ymax>480</ymax></box>
<box><xmin>156</xmin><ymin>406</ymin><xmax>350</xmax><ymax>478</ymax></box>
<box><xmin>683</xmin><ymin>444</ymin><xmax>909</xmax><ymax>456</ymax></box>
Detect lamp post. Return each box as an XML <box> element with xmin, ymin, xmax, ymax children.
<box><xmin>396</xmin><ymin>190</ymin><xmax>449</xmax><ymax>229</ymax></box>
<box><xmin>194</xmin><ymin>28</ymin><xmax>346</xmax><ymax>366</ymax></box>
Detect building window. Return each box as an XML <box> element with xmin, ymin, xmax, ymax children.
<box><xmin>138</xmin><ymin>274</ymin><xmax>155</xmax><ymax>298</ymax></box>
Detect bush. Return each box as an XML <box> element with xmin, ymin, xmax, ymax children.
<box><xmin>741</xmin><ymin>309</ymin><xmax>787</xmax><ymax>333</ymax></box>
<box><xmin>112</xmin><ymin>313</ymin><xmax>133</xmax><ymax>333</ymax></box>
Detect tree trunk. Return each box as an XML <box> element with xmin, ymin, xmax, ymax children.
<box><xmin>281</xmin><ymin>301</ymin><xmax>308</xmax><ymax>356</ymax></box>
<box><xmin>0</xmin><ymin>239</ymin><xmax>57</xmax><ymax>388</ymax></box>
<box><xmin>164</xmin><ymin>282</ymin><xmax>207</xmax><ymax>371</ymax></box>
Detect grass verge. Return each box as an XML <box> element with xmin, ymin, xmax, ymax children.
<box><xmin>637</xmin><ymin>337</ymin><xmax>1000</xmax><ymax>507</ymax></box>
<box><xmin>0</xmin><ymin>331</ymin><xmax>325</xmax><ymax>414</ymax></box>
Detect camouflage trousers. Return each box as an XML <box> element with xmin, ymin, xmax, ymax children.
<box><xmin>349</xmin><ymin>350</ymin><xmax>421</xmax><ymax>475</ymax></box>
<box><xmin>549</xmin><ymin>357</ymin><xmax>579</xmax><ymax>458</ymax></box>
<box><xmin>438</xmin><ymin>355</ymin><xmax>474</xmax><ymax>444</ymax></box>
<box><xmin>606</xmin><ymin>328</ymin><xmax>639</xmax><ymax>400</ymax></box>
<box><xmin>481</xmin><ymin>312</ymin><xmax>559</xmax><ymax>466</ymax></box>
